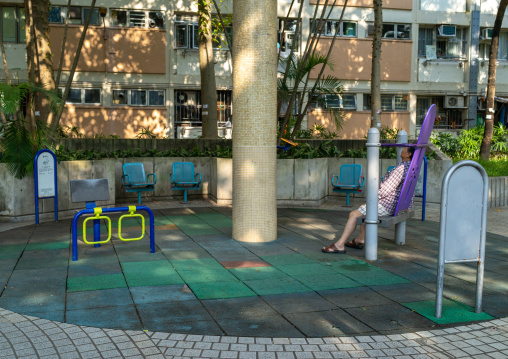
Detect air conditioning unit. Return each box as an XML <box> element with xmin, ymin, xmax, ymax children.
<box><xmin>481</xmin><ymin>28</ymin><xmax>493</xmax><ymax>40</ymax></box>
<box><xmin>438</xmin><ymin>25</ymin><xmax>456</xmax><ymax>37</ymax></box>
<box><xmin>445</xmin><ymin>95</ymin><xmax>465</xmax><ymax>109</ymax></box>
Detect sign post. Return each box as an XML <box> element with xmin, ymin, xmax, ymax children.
<box><xmin>436</xmin><ymin>160</ymin><xmax>488</xmax><ymax>318</ymax></box>
<box><xmin>34</xmin><ymin>149</ymin><xmax>58</xmax><ymax>224</ymax></box>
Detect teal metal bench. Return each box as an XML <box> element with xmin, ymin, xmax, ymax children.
<box><xmin>170</xmin><ymin>162</ymin><xmax>202</xmax><ymax>203</ymax></box>
<box><xmin>121</xmin><ymin>163</ymin><xmax>157</xmax><ymax>205</ymax></box>
<box><xmin>331</xmin><ymin>164</ymin><xmax>365</xmax><ymax>206</ymax></box>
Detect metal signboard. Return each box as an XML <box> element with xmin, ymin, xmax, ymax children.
<box><xmin>34</xmin><ymin>149</ymin><xmax>58</xmax><ymax>224</ymax></box>
<box><xmin>436</xmin><ymin>160</ymin><xmax>488</xmax><ymax>318</ymax></box>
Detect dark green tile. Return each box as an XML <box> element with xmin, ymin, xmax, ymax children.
<box><xmin>67</xmin><ymin>274</ymin><xmax>127</xmax><ymax>292</ymax></box>
<box><xmin>276</xmin><ymin>263</ymin><xmax>336</xmax><ymax>277</ymax></box>
<box><xmin>403</xmin><ymin>299</ymin><xmax>494</xmax><ymax>325</ymax></box>
<box><xmin>178</xmin><ymin>268</ymin><xmax>237</xmax><ymax>284</ymax></box>
<box><xmin>229</xmin><ymin>267</ymin><xmax>286</xmax><ymax>281</ymax></box>
<box><xmin>244</xmin><ymin>277</ymin><xmax>312</xmax><ymax>296</ymax></box>
<box><xmin>261</xmin><ymin>254</ymin><xmax>316</xmax><ymax>266</ymax></box>
<box><xmin>295</xmin><ymin>273</ymin><xmax>362</xmax><ymax>291</ymax></box>
<box><xmin>188</xmin><ymin>281</ymin><xmax>256</xmax><ymax>300</ymax></box>
<box><xmin>122</xmin><ymin>261</ymin><xmax>184</xmax><ymax>287</ymax></box>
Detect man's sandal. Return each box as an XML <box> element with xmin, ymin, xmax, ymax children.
<box><xmin>345</xmin><ymin>239</ymin><xmax>364</xmax><ymax>249</ymax></box>
<box><xmin>321</xmin><ymin>244</ymin><xmax>346</xmax><ymax>254</ymax></box>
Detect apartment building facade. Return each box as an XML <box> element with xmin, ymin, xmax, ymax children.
<box><xmin>1</xmin><ymin>0</ymin><xmax>507</xmax><ymax>139</ymax></box>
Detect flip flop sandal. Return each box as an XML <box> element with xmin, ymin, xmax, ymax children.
<box><xmin>321</xmin><ymin>244</ymin><xmax>346</xmax><ymax>254</ymax></box>
<box><xmin>345</xmin><ymin>240</ymin><xmax>364</xmax><ymax>249</ymax></box>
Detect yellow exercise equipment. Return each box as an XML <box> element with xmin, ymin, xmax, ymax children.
<box><xmin>118</xmin><ymin>206</ymin><xmax>145</xmax><ymax>241</ymax></box>
<box><xmin>83</xmin><ymin>207</ymin><xmax>112</xmax><ymax>244</ymax></box>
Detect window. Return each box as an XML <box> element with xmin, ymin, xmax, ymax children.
<box><xmin>112</xmin><ymin>89</ymin><xmax>165</xmax><ymax>106</ymax></box>
<box><xmin>342</xmin><ymin>94</ymin><xmax>357</xmax><ymax>110</ymax></box>
<box><xmin>48</xmin><ymin>6</ymin><xmax>101</xmax><ymax>25</ymax></box>
<box><xmin>437</xmin><ymin>27</ymin><xmax>467</xmax><ymax>59</ymax></box>
<box><xmin>60</xmin><ymin>88</ymin><xmax>101</xmax><ymax>104</ymax></box>
<box><xmin>418</xmin><ymin>26</ymin><xmax>468</xmax><ymax>59</ymax></box>
<box><xmin>111</xmin><ymin>9</ymin><xmax>164</xmax><ymax>28</ymax></box>
<box><xmin>418</xmin><ymin>27</ymin><xmax>434</xmax><ymax>56</ymax></box>
<box><xmin>1</xmin><ymin>6</ymin><xmax>25</xmax><ymax>43</ymax></box>
<box><xmin>278</xmin><ymin>19</ymin><xmax>301</xmax><ymax>52</ymax></box>
<box><xmin>480</xmin><ymin>31</ymin><xmax>508</xmax><ymax>60</ymax></box>
<box><xmin>176</xmin><ymin>15</ymin><xmax>231</xmax><ymax>50</ymax></box>
<box><xmin>175</xmin><ymin>89</ymin><xmax>232</xmax><ymax>127</ymax></box>
<box><xmin>363</xmin><ymin>95</ymin><xmax>408</xmax><ymax>111</ymax></box>
<box><xmin>310</xmin><ymin>19</ymin><xmax>357</xmax><ymax>37</ymax></box>
<box><xmin>382</xmin><ymin>23</ymin><xmax>411</xmax><ymax>39</ymax></box>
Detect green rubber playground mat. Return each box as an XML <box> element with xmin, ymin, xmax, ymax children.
<box><xmin>244</xmin><ymin>277</ymin><xmax>312</xmax><ymax>296</ymax></box>
<box><xmin>342</xmin><ymin>267</ymin><xmax>410</xmax><ymax>286</ymax></box>
<box><xmin>295</xmin><ymin>273</ymin><xmax>362</xmax><ymax>291</ymax></box>
<box><xmin>166</xmin><ymin>216</ymin><xmax>222</xmax><ymax>236</ymax></box>
<box><xmin>276</xmin><ymin>263</ymin><xmax>336</xmax><ymax>277</ymax></box>
<box><xmin>261</xmin><ymin>254</ymin><xmax>316</xmax><ymax>266</ymax></box>
<box><xmin>302</xmin><ymin>252</ymin><xmax>358</xmax><ymax>263</ymax></box>
<box><xmin>327</xmin><ymin>259</ymin><xmax>378</xmax><ymax>274</ymax></box>
<box><xmin>25</xmin><ymin>241</ymin><xmax>69</xmax><ymax>251</ymax></box>
<box><xmin>403</xmin><ymin>299</ymin><xmax>494</xmax><ymax>325</ymax></box>
<box><xmin>122</xmin><ymin>261</ymin><xmax>184</xmax><ymax>287</ymax></box>
<box><xmin>163</xmin><ymin>249</ymin><xmax>212</xmax><ymax>261</ymax></box>
<box><xmin>0</xmin><ymin>244</ymin><xmax>26</xmax><ymax>253</ymax></box>
<box><xmin>170</xmin><ymin>258</ymin><xmax>224</xmax><ymax>271</ymax></box>
<box><xmin>177</xmin><ymin>268</ymin><xmax>238</xmax><ymax>284</ymax></box>
<box><xmin>111</xmin><ymin>218</ymin><xmax>143</xmax><ymax>229</ymax></box>
<box><xmin>229</xmin><ymin>266</ymin><xmax>286</xmax><ymax>281</ymax></box>
<box><xmin>188</xmin><ymin>281</ymin><xmax>256</xmax><ymax>300</ymax></box>
<box><xmin>192</xmin><ymin>213</ymin><xmax>233</xmax><ymax>228</ymax></box>
<box><xmin>67</xmin><ymin>274</ymin><xmax>127</xmax><ymax>292</ymax></box>
<box><xmin>291</xmin><ymin>209</ymin><xmax>332</xmax><ymax>212</ymax></box>
<box><xmin>153</xmin><ymin>217</ymin><xmax>175</xmax><ymax>226</ymax></box>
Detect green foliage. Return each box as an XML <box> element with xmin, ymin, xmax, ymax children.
<box><xmin>296</xmin><ymin>128</ymin><xmax>314</xmax><ymax>139</ymax></box>
<box><xmin>431</xmin><ymin>125</ymin><xmax>508</xmax><ymax>160</ymax></box>
<box><xmin>135</xmin><ymin>127</ymin><xmax>158</xmax><ymax>139</ymax></box>
<box><xmin>313</xmin><ymin>124</ymin><xmax>338</xmax><ymax>139</ymax></box>
<box><xmin>379</xmin><ymin>126</ymin><xmax>402</xmax><ymax>140</ymax></box>
<box><xmin>477</xmin><ymin>157</ymin><xmax>508</xmax><ymax>177</ymax></box>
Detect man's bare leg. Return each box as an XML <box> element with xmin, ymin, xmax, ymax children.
<box><xmin>323</xmin><ymin>209</ymin><xmax>364</xmax><ymax>251</ymax></box>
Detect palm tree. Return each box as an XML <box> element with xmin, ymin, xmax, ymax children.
<box><xmin>277</xmin><ymin>52</ymin><xmax>344</xmax><ymax>140</ymax></box>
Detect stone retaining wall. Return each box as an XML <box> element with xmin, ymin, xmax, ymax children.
<box><xmin>4</xmin><ymin>156</ymin><xmax>507</xmax><ymax>222</ymax></box>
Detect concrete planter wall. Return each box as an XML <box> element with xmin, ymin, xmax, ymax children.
<box><xmin>2</xmin><ymin>156</ymin><xmax>504</xmax><ymax>221</ymax></box>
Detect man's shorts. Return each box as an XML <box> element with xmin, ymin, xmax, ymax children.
<box><xmin>357</xmin><ymin>203</ymin><xmax>391</xmax><ymax>216</ymax></box>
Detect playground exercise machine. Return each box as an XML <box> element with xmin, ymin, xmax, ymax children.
<box><xmin>70</xmin><ymin>178</ymin><xmax>155</xmax><ymax>261</ymax></box>
<box><xmin>276</xmin><ymin>138</ymin><xmax>299</xmax><ymax>151</ymax></box>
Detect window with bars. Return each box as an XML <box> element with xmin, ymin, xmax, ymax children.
<box><xmin>363</xmin><ymin>95</ymin><xmax>408</xmax><ymax>111</ymax></box>
<box><xmin>112</xmin><ymin>89</ymin><xmax>165</xmax><ymax>106</ymax></box>
<box><xmin>418</xmin><ymin>26</ymin><xmax>468</xmax><ymax>59</ymax></box>
<box><xmin>175</xmin><ymin>90</ymin><xmax>232</xmax><ymax>126</ymax></box>
<box><xmin>310</xmin><ymin>19</ymin><xmax>357</xmax><ymax>37</ymax></box>
<box><xmin>111</xmin><ymin>9</ymin><xmax>164</xmax><ymax>28</ymax></box>
<box><xmin>49</xmin><ymin>6</ymin><xmax>101</xmax><ymax>25</ymax></box>
<box><xmin>1</xmin><ymin>6</ymin><xmax>25</xmax><ymax>43</ymax></box>
<box><xmin>480</xmin><ymin>31</ymin><xmax>508</xmax><ymax>60</ymax></box>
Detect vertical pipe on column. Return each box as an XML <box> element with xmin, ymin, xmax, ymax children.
<box><xmin>365</xmin><ymin>128</ymin><xmax>380</xmax><ymax>261</ymax></box>
<box><xmin>232</xmin><ymin>0</ymin><xmax>277</xmax><ymax>243</ymax></box>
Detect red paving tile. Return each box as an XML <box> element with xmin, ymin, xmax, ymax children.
<box><xmin>220</xmin><ymin>260</ymin><xmax>271</xmax><ymax>269</ymax></box>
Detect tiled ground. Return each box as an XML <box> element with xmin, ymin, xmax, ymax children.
<box><xmin>1</xmin><ymin>201</ymin><xmax>507</xmax><ymax>340</ymax></box>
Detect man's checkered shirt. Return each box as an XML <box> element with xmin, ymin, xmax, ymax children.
<box><xmin>379</xmin><ymin>161</ymin><xmax>412</xmax><ymax>215</ymax></box>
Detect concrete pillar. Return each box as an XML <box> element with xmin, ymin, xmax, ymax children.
<box><xmin>232</xmin><ymin>0</ymin><xmax>277</xmax><ymax>242</ymax></box>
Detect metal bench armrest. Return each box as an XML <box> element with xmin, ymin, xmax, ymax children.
<box><xmin>121</xmin><ymin>174</ymin><xmax>130</xmax><ymax>186</ymax></box>
<box><xmin>146</xmin><ymin>173</ymin><xmax>157</xmax><ymax>185</ymax></box>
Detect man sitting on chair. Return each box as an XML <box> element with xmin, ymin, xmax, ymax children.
<box><xmin>322</xmin><ymin>146</ymin><xmax>415</xmax><ymax>254</ymax></box>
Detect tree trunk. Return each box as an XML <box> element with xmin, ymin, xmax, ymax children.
<box><xmin>198</xmin><ymin>0</ymin><xmax>218</xmax><ymax>139</ymax></box>
<box><xmin>370</xmin><ymin>0</ymin><xmax>383</xmax><ymax>128</ymax></box>
<box><xmin>24</xmin><ymin>0</ymin><xmax>37</xmax><ymax>131</ymax></box>
<box><xmin>480</xmin><ymin>0</ymin><xmax>508</xmax><ymax>160</ymax></box>
<box><xmin>29</xmin><ymin>0</ymin><xmax>57</xmax><ymax>129</ymax></box>
<box><xmin>53</xmin><ymin>0</ymin><xmax>96</xmax><ymax>132</ymax></box>
<box><xmin>55</xmin><ymin>0</ymin><xmax>72</xmax><ymax>86</ymax></box>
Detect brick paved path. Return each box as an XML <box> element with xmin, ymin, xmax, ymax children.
<box><xmin>2</xmin><ymin>307</ymin><xmax>508</xmax><ymax>358</ymax></box>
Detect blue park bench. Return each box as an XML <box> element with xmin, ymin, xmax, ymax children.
<box><xmin>121</xmin><ymin>163</ymin><xmax>157</xmax><ymax>205</ymax></box>
<box><xmin>170</xmin><ymin>162</ymin><xmax>202</xmax><ymax>203</ymax></box>
<box><xmin>331</xmin><ymin>164</ymin><xmax>365</xmax><ymax>206</ymax></box>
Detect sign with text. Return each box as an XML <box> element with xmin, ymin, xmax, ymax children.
<box><xmin>37</xmin><ymin>152</ymin><xmax>56</xmax><ymax>197</ymax></box>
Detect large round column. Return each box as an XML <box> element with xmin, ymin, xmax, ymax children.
<box><xmin>232</xmin><ymin>0</ymin><xmax>277</xmax><ymax>242</ymax></box>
